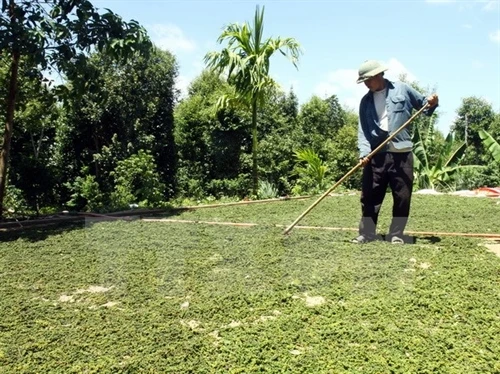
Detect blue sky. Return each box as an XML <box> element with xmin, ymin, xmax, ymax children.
<box><xmin>94</xmin><ymin>0</ymin><xmax>500</xmax><ymax>134</ymax></box>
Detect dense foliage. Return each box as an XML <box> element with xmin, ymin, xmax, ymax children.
<box><xmin>204</xmin><ymin>5</ymin><xmax>302</xmax><ymax>196</ymax></box>
<box><xmin>1</xmin><ymin>3</ymin><xmax>499</xmax><ymax>217</ymax></box>
<box><xmin>0</xmin><ymin>0</ymin><xmax>152</xmax><ymax>216</ymax></box>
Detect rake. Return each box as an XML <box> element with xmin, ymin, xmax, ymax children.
<box><xmin>283</xmin><ymin>103</ymin><xmax>430</xmax><ymax>235</ymax></box>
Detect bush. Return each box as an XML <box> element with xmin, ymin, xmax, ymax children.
<box><xmin>455</xmin><ymin>161</ymin><xmax>500</xmax><ymax>190</ymax></box>
<box><xmin>110</xmin><ymin>150</ymin><xmax>166</xmax><ymax>209</ymax></box>
<box><xmin>65</xmin><ymin>171</ymin><xmax>104</xmax><ymax>212</ymax></box>
<box><xmin>3</xmin><ymin>183</ymin><xmax>30</xmax><ymax>216</ymax></box>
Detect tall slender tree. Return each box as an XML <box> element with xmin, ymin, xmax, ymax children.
<box><xmin>204</xmin><ymin>5</ymin><xmax>302</xmax><ymax>195</ymax></box>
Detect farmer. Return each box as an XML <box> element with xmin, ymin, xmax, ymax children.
<box><xmin>352</xmin><ymin>60</ymin><xmax>439</xmax><ymax>244</ymax></box>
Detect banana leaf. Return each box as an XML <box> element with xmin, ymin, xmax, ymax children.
<box><xmin>479</xmin><ymin>129</ymin><xmax>500</xmax><ymax>162</ymax></box>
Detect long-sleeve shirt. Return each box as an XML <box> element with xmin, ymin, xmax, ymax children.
<box><xmin>357</xmin><ymin>79</ymin><xmax>437</xmax><ymax>158</ymax></box>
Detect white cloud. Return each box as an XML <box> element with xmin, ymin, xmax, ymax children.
<box><xmin>489</xmin><ymin>30</ymin><xmax>500</xmax><ymax>43</ymax></box>
<box><xmin>314</xmin><ymin>68</ymin><xmax>363</xmax><ymax>100</ymax></box>
<box><xmin>313</xmin><ymin>59</ymin><xmax>417</xmax><ymax>111</ymax></box>
<box><xmin>191</xmin><ymin>57</ymin><xmax>206</xmax><ymax>72</ymax></box>
<box><xmin>148</xmin><ymin>24</ymin><xmax>197</xmax><ymax>54</ymax></box>
<box><xmin>384</xmin><ymin>58</ymin><xmax>417</xmax><ymax>82</ymax></box>
<box><xmin>279</xmin><ymin>79</ymin><xmax>300</xmax><ymax>94</ymax></box>
<box><xmin>478</xmin><ymin>0</ymin><xmax>500</xmax><ymax>11</ymax></box>
<box><xmin>175</xmin><ymin>75</ymin><xmax>191</xmax><ymax>99</ymax></box>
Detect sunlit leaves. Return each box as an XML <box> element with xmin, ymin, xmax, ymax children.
<box><xmin>479</xmin><ymin>129</ymin><xmax>500</xmax><ymax>162</ymax></box>
<box><xmin>413</xmin><ymin>126</ymin><xmax>481</xmax><ymax>190</ymax></box>
<box><xmin>1</xmin><ymin>0</ymin><xmax>152</xmax><ymax>77</ymax></box>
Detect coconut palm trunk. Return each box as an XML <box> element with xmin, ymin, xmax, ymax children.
<box><xmin>251</xmin><ymin>98</ymin><xmax>258</xmax><ymax>195</ymax></box>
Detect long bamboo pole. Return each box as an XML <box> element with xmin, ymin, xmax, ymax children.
<box><xmin>283</xmin><ymin>103</ymin><xmax>430</xmax><ymax>235</ymax></box>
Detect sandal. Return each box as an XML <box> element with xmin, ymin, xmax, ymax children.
<box><xmin>351</xmin><ymin>235</ymin><xmax>374</xmax><ymax>244</ymax></box>
<box><xmin>390</xmin><ymin>236</ymin><xmax>405</xmax><ymax>244</ymax></box>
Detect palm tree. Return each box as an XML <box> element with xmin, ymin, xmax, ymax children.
<box><xmin>204</xmin><ymin>5</ymin><xmax>302</xmax><ymax>196</ymax></box>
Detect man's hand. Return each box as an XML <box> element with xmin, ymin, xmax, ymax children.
<box><xmin>359</xmin><ymin>157</ymin><xmax>370</xmax><ymax>167</ymax></box>
<box><xmin>427</xmin><ymin>93</ymin><xmax>439</xmax><ymax>108</ymax></box>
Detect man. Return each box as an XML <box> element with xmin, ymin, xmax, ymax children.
<box><xmin>352</xmin><ymin>60</ymin><xmax>439</xmax><ymax>244</ymax></box>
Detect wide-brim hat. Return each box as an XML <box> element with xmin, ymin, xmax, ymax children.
<box><xmin>356</xmin><ymin>60</ymin><xmax>388</xmax><ymax>83</ymax></box>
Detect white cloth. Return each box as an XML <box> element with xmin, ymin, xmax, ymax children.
<box><xmin>373</xmin><ymin>88</ymin><xmax>388</xmax><ymax>131</ymax></box>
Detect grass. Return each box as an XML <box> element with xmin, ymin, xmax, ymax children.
<box><xmin>0</xmin><ymin>194</ymin><xmax>499</xmax><ymax>373</ymax></box>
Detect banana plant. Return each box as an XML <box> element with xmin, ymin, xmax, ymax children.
<box><xmin>478</xmin><ymin>130</ymin><xmax>500</xmax><ymax>162</ymax></box>
<box><xmin>413</xmin><ymin>126</ymin><xmax>480</xmax><ymax>190</ymax></box>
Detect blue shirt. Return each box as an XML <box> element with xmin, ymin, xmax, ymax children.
<box><xmin>357</xmin><ymin>79</ymin><xmax>437</xmax><ymax>158</ymax></box>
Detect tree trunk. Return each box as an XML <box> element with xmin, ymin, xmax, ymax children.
<box><xmin>0</xmin><ymin>0</ymin><xmax>20</xmax><ymax>218</ymax></box>
<box><xmin>251</xmin><ymin>98</ymin><xmax>258</xmax><ymax>196</ymax></box>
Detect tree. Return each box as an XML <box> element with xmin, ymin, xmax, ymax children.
<box><xmin>298</xmin><ymin>96</ymin><xmax>335</xmax><ymax>158</ymax></box>
<box><xmin>325</xmin><ymin>94</ymin><xmax>347</xmax><ymax>132</ymax></box>
<box><xmin>452</xmin><ymin>97</ymin><xmax>496</xmax><ymax>164</ymax></box>
<box><xmin>325</xmin><ymin>115</ymin><xmax>360</xmax><ymax>190</ymax></box>
<box><xmin>59</xmin><ymin>48</ymin><xmax>178</xmax><ymax>207</ymax></box>
<box><xmin>0</xmin><ymin>56</ymin><xmax>62</xmax><ymax>213</ymax></box>
<box><xmin>280</xmin><ymin>87</ymin><xmax>299</xmax><ymax>120</ymax></box>
<box><xmin>255</xmin><ymin>87</ymin><xmax>303</xmax><ymax>195</ymax></box>
<box><xmin>174</xmin><ymin>71</ymin><xmax>250</xmax><ymax>198</ymax></box>
<box><xmin>204</xmin><ymin>5</ymin><xmax>302</xmax><ymax>196</ymax></box>
<box><xmin>0</xmin><ymin>0</ymin><xmax>151</xmax><ymax>216</ymax></box>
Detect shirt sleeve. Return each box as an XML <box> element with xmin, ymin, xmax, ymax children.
<box><xmin>358</xmin><ymin>102</ymin><xmax>371</xmax><ymax>158</ymax></box>
<box><xmin>405</xmin><ymin>83</ymin><xmax>438</xmax><ymax>117</ymax></box>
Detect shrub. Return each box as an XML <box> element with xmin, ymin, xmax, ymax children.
<box><xmin>110</xmin><ymin>150</ymin><xmax>166</xmax><ymax>209</ymax></box>
<box><xmin>65</xmin><ymin>170</ymin><xmax>104</xmax><ymax>212</ymax></box>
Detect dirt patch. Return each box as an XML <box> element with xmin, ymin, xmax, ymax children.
<box><xmin>180</xmin><ymin>319</ymin><xmax>202</xmax><ymax>331</ymax></box>
<box><xmin>76</xmin><ymin>285</ymin><xmax>114</xmax><ymax>294</ymax></box>
<box><xmin>305</xmin><ymin>294</ymin><xmax>326</xmax><ymax>307</ymax></box>
<box><xmin>257</xmin><ymin>315</ymin><xmax>277</xmax><ymax>323</ymax></box>
<box><xmin>89</xmin><ymin>301</ymin><xmax>120</xmax><ymax>310</ymax></box>
<box><xmin>59</xmin><ymin>295</ymin><xmax>75</xmax><ymax>303</ymax></box>
<box><xmin>485</xmin><ymin>242</ymin><xmax>500</xmax><ymax>258</ymax></box>
<box><xmin>224</xmin><ymin>320</ymin><xmax>242</xmax><ymax>328</ymax></box>
<box><xmin>58</xmin><ymin>285</ymin><xmax>115</xmax><ymax>304</ymax></box>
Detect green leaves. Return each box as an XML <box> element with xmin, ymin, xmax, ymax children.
<box><xmin>292</xmin><ymin>148</ymin><xmax>328</xmax><ymax>192</ymax></box>
<box><xmin>204</xmin><ymin>4</ymin><xmax>302</xmax><ymax>108</ymax></box>
<box><xmin>1</xmin><ymin>0</ymin><xmax>152</xmax><ymax>74</ymax></box>
<box><xmin>413</xmin><ymin>126</ymin><xmax>480</xmax><ymax>190</ymax></box>
<box><xmin>479</xmin><ymin>129</ymin><xmax>500</xmax><ymax>162</ymax></box>
<box><xmin>3</xmin><ymin>195</ymin><xmax>499</xmax><ymax>372</ymax></box>
<box><xmin>204</xmin><ymin>5</ymin><xmax>302</xmax><ymax>195</ymax></box>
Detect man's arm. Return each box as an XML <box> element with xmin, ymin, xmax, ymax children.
<box><xmin>358</xmin><ymin>103</ymin><xmax>371</xmax><ymax>159</ymax></box>
<box><xmin>406</xmin><ymin>84</ymin><xmax>439</xmax><ymax>116</ymax></box>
